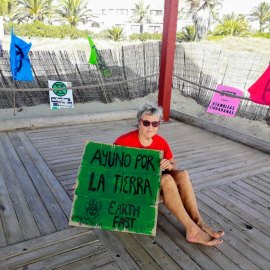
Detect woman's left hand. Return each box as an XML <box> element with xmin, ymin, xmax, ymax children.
<box><xmin>160</xmin><ymin>159</ymin><xmax>172</xmax><ymax>171</ymax></box>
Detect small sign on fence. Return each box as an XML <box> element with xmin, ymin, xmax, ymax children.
<box><xmin>48</xmin><ymin>80</ymin><xmax>74</xmax><ymax>109</ymax></box>
<box><xmin>206</xmin><ymin>85</ymin><xmax>243</xmax><ymax>117</ymax></box>
<box><xmin>69</xmin><ymin>141</ymin><xmax>163</xmax><ymax>236</ymax></box>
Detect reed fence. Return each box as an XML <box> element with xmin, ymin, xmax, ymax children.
<box><xmin>0</xmin><ymin>42</ymin><xmax>269</xmax><ymax>124</ymax></box>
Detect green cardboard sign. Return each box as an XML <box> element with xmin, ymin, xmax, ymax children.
<box><xmin>69</xmin><ymin>141</ymin><xmax>163</xmax><ymax>235</ymax></box>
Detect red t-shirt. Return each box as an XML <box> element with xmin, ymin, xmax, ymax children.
<box><xmin>114</xmin><ymin>130</ymin><xmax>173</xmax><ymax>160</ymax></box>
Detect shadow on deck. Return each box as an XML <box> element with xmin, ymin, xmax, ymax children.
<box><xmin>0</xmin><ymin>117</ymin><xmax>270</xmax><ymax>269</ymax></box>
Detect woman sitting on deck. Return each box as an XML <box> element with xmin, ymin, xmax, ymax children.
<box><xmin>114</xmin><ymin>101</ymin><xmax>225</xmax><ymax>246</ymax></box>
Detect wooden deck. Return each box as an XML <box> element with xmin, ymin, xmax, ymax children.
<box><xmin>0</xmin><ymin>118</ymin><xmax>270</xmax><ymax>269</ymax></box>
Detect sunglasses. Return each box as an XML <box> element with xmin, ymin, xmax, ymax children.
<box><xmin>140</xmin><ymin>119</ymin><xmax>160</xmax><ymax>128</ymax></box>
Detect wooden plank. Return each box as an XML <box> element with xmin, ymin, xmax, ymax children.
<box><xmin>54</xmin><ymin>168</ymin><xmax>79</xmax><ymax>177</ymax></box>
<box><xmin>175</xmin><ymin>142</ymin><xmax>250</xmax><ymax>161</ymax></box>
<box><xmin>165</xmin><ymin>133</ymin><xmax>225</xmax><ymax>147</ymax></box>
<box><xmin>38</xmin><ymin>144</ymin><xmax>84</xmax><ymax>156</ymax></box>
<box><xmin>156</xmin><ymin>221</ymin><xmax>204</xmax><ymax>270</ymax></box>
<box><xmin>0</xmin><ymin>227</ymin><xmax>88</xmax><ymax>260</ymax></box>
<box><xmin>194</xmin><ymin>164</ymin><xmax>270</xmax><ymax>191</ymax></box>
<box><xmin>244</xmin><ymin>176</ymin><xmax>270</xmax><ymax>196</ymax></box>
<box><xmin>54</xmin><ymin>251</ymin><xmax>114</xmax><ymax>270</ymax></box>
<box><xmin>133</xmin><ymin>233</ymin><xmax>181</xmax><ymax>270</ymax></box>
<box><xmin>47</xmin><ymin>156</ymin><xmax>82</xmax><ymax>166</ymax></box>
<box><xmin>198</xmin><ymin>210</ymin><xmax>263</xmax><ymax>270</ymax></box>
<box><xmin>167</xmin><ymin>137</ymin><xmax>227</xmax><ymax>153</ymax></box>
<box><xmin>94</xmin><ymin>229</ymin><xmax>140</xmax><ymax>270</ymax></box>
<box><xmin>92</xmin><ymin>261</ymin><xmax>120</xmax><ymax>270</ymax></box>
<box><xmin>37</xmin><ymin>142</ymin><xmax>82</xmax><ymax>153</ymax></box>
<box><xmin>0</xmin><ymin>169</ymin><xmax>17</xmax><ymax>246</ymax></box>
<box><xmin>200</xmin><ymin>189</ymin><xmax>270</xmax><ymax>251</ymax></box>
<box><xmin>186</xmin><ymin>148</ymin><xmax>264</xmax><ymax>173</ymax></box>
<box><xmin>218</xmin><ymin>184</ymin><xmax>270</xmax><ymax>223</ymax></box>
<box><xmin>179</xmin><ymin>146</ymin><xmax>251</xmax><ymax>167</ymax></box>
<box><xmin>236</xmin><ymin>180</ymin><xmax>270</xmax><ymax>203</ymax></box>
<box><xmin>158</xmin><ymin>204</ymin><xmax>234</xmax><ymax>270</ymax></box>
<box><xmin>249</xmin><ymin>174</ymin><xmax>270</xmax><ymax>190</ymax></box>
<box><xmin>228</xmin><ymin>182</ymin><xmax>270</xmax><ymax>212</ymax></box>
<box><xmin>0</xmin><ymin>133</ymin><xmax>57</xmax><ymax>235</ymax></box>
<box><xmin>6</xmin><ymin>133</ymin><xmax>68</xmax><ymax>229</ymax></box>
<box><xmin>0</xmin><ymin>208</ymin><xmax>7</xmax><ymax>247</ymax></box>
<box><xmin>42</xmin><ymin>152</ymin><xmax>84</xmax><ymax>162</ymax></box>
<box><xmin>173</xmin><ymin>143</ymin><xmax>254</xmax><ymax>161</ymax></box>
<box><xmin>191</xmin><ymin>160</ymin><xmax>270</xmax><ymax>184</ymax></box>
<box><xmin>0</xmin><ymin>138</ymin><xmax>40</xmax><ymax>241</ymax></box>
<box><xmin>262</xmin><ymin>171</ymin><xmax>270</xmax><ymax>177</ymax></box>
<box><xmin>61</xmin><ymin>178</ymin><xmax>77</xmax><ymax>187</ymax></box>
<box><xmin>0</xmin><ymin>229</ymin><xmax>99</xmax><ymax>269</ymax></box>
<box><xmin>51</xmin><ymin>162</ymin><xmax>81</xmax><ymax>173</ymax></box>
<box><xmin>197</xmin><ymin>192</ymin><xmax>270</xmax><ymax>269</ymax></box>
<box><xmin>191</xmin><ymin>155</ymin><xmax>269</xmax><ymax>181</ymax></box>
<box><xmin>14</xmin><ymin>131</ymin><xmax>72</xmax><ymax>217</ymax></box>
<box><xmin>8</xmin><ymin>132</ymin><xmax>68</xmax><ymax>231</ymax></box>
<box><xmin>17</xmin><ymin>242</ymin><xmax>105</xmax><ymax>270</ymax></box>
<box><xmin>113</xmin><ymin>232</ymin><xmax>162</xmax><ymax>270</ymax></box>
<box><xmin>58</xmin><ymin>173</ymin><xmax>78</xmax><ymax>182</ymax></box>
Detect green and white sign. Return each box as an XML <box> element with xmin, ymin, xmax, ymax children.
<box><xmin>48</xmin><ymin>80</ymin><xmax>74</xmax><ymax>109</ymax></box>
<box><xmin>69</xmin><ymin>141</ymin><xmax>163</xmax><ymax>236</ymax></box>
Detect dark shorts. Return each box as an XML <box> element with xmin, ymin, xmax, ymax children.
<box><xmin>160</xmin><ymin>171</ymin><xmax>170</xmax><ymax>196</ymax></box>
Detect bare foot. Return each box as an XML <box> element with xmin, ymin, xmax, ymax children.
<box><xmin>197</xmin><ymin>221</ymin><xmax>225</xmax><ymax>238</ymax></box>
<box><xmin>186</xmin><ymin>227</ymin><xmax>223</xmax><ymax>246</ymax></box>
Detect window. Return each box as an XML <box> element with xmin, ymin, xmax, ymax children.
<box><xmin>131</xmin><ymin>25</ymin><xmax>140</xmax><ymax>33</ymax></box>
<box><xmin>150</xmin><ymin>10</ymin><xmax>162</xmax><ymax>16</ymax></box>
<box><xmin>149</xmin><ymin>26</ymin><xmax>161</xmax><ymax>32</ymax></box>
<box><xmin>116</xmin><ymin>9</ymin><xmax>128</xmax><ymax>15</ymax></box>
<box><xmin>102</xmin><ymin>9</ymin><xmax>106</xmax><ymax>15</ymax></box>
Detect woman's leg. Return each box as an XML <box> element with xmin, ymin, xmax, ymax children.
<box><xmin>160</xmin><ymin>174</ymin><xmax>223</xmax><ymax>245</ymax></box>
<box><xmin>169</xmin><ymin>170</ymin><xmax>224</xmax><ymax>238</ymax></box>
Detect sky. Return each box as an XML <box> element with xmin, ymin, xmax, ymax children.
<box><xmin>220</xmin><ymin>0</ymin><xmax>267</xmax><ymax>15</ymax></box>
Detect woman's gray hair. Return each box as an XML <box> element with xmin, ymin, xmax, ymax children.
<box><xmin>137</xmin><ymin>101</ymin><xmax>163</xmax><ymax>122</ymax></box>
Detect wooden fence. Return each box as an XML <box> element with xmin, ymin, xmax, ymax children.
<box><xmin>0</xmin><ymin>43</ymin><xmax>160</xmax><ymax>108</ymax></box>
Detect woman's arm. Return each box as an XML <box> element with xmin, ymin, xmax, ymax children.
<box><xmin>160</xmin><ymin>157</ymin><xmax>177</xmax><ymax>171</ymax></box>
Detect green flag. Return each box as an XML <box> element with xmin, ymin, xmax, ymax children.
<box><xmin>87</xmin><ymin>35</ymin><xmax>111</xmax><ymax>78</ymax></box>
<box><xmin>87</xmin><ymin>35</ymin><xmax>98</xmax><ymax>65</ymax></box>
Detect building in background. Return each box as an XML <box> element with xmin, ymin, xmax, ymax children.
<box><xmin>77</xmin><ymin>0</ymin><xmax>191</xmax><ymax>35</ymax></box>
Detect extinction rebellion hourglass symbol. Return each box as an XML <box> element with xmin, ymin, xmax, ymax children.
<box><xmin>52</xmin><ymin>82</ymin><xmax>68</xmax><ymax>96</ymax></box>
<box><xmin>85</xmin><ymin>199</ymin><xmax>101</xmax><ymax>220</ymax></box>
<box><xmin>15</xmin><ymin>45</ymin><xmax>24</xmax><ymax>73</ymax></box>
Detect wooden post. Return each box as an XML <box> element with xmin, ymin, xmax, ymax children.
<box><xmin>158</xmin><ymin>0</ymin><xmax>179</xmax><ymax>122</ymax></box>
<box><xmin>96</xmin><ymin>65</ymin><xmax>109</xmax><ymax>104</ymax></box>
<box><xmin>13</xmin><ymin>91</ymin><xmax>16</xmax><ymax>116</ymax></box>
